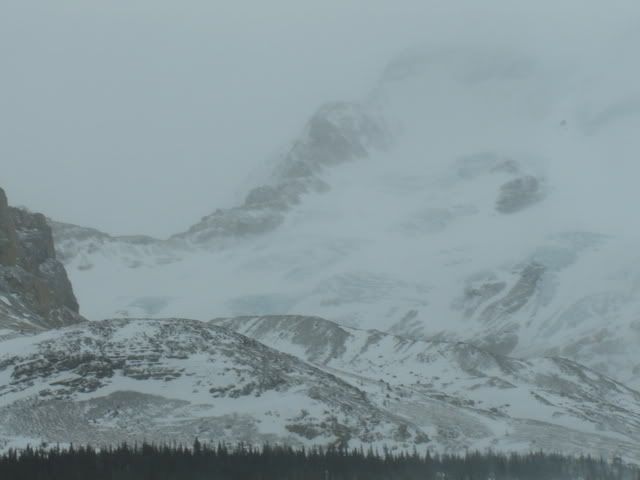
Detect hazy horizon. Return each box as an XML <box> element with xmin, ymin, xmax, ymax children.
<box><xmin>3</xmin><ymin>0</ymin><xmax>640</xmax><ymax>237</ymax></box>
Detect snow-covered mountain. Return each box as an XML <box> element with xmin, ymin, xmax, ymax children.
<box><xmin>50</xmin><ymin>44</ymin><xmax>640</xmax><ymax>392</ymax></box>
<box><xmin>2</xmin><ymin>315</ymin><xmax>640</xmax><ymax>462</ymax></box>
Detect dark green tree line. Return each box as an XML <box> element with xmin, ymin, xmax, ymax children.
<box><xmin>0</xmin><ymin>440</ymin><xmax>636</xmax><ymax>480</ymax></box>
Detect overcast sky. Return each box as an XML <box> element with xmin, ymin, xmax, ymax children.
<box><xmin>2</xmin><ymin>1</ymin><xmax>639</xmax><ymax>237</ymax></box>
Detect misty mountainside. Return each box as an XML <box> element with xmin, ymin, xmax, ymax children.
<box><xmin>49</xmin><ymin>45</ymin><xmax>640</xmax><ymax>391</ymax></box>
<box><xmin>1</xmin><ymin>316</ymin><xmax>640</xmax><ymax>463</ymax></box>
<box><xmin>0</xmin><ymin>188</ymin><xmax>83</xmax><ymax>335</ymax></box>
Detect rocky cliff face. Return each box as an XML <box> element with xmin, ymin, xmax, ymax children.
<box><xmin>0</xmin><ymin>188</ymin><xmax>84</xmax><ymax>332</ymax></box>
<box><xmin>0</xmin><ymin>190</ymin><xmax>18</xmax><ymax>266</ymax></box>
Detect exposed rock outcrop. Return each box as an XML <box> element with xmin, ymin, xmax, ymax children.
<box><xmin>0</xmin><ymin>189</ymin><xmax>17</xmax><ymax>266</ymax></box>
<box><xmin>0</xmin><ymin>188</ymin><xmax>84</xmax><ymax>331</ymax></box>
<box><xmin>496</xmin><ymin>175</ymin><xmax>544</xmax><ymax>214</ymax></box>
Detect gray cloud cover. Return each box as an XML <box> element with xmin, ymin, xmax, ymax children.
<box><xmin>2</xmin><ymin>0</ymin><xmax>640</xmax><ymax>236</ymax></box>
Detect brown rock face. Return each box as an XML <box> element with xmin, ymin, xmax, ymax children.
<box><xmin>0</xmin><ymin>187</ymin><xmax>84</xmax><ymax>331</ymax></box>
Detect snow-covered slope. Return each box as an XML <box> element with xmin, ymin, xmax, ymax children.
<box><xmin>51</xmin><ymin>44</ymin><xmax>640</xmax><ymax>389</ymax></box>
<box><xmin>214</xmin><ymin>315</ymin><xmax>640</xmax><ymax>461</ymax></box>
<box><xmin>0</xmin><ymin>317</ymin><xmax>423</xmax><ymax>451</ymax></box>
<box><xmin>2</xmin><ymin>315</ymin><xmax>640</xmax><ymax>462</ymax></box>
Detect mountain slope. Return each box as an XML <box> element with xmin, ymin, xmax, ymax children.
<box><xmin>48</xmin><ymin>44</ymin><xmax>640</xmax><ymax>390</ymax></box>
<box><xmin>0</xmin><ymin>317</ymin><xmax>424</xmax><ymax>451</ymax></box>
<box><xmin>213</xmin><ymin>314</ymin><xmax>640</xmax><ymax>461</ymax></box>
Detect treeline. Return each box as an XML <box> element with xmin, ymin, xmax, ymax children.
<box><xmin>0</xmin><ymin>440</ymin><xmax>637</xmax><ymax>480</ymax></box>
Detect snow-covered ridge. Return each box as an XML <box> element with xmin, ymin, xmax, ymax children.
<box><xmin>213</xmin><ymin>315</ymin><xmax>640</xmax><ymax>463</ymax></box>
<box><xmin>1</xmin><ymin>316</ymin><xmax>640</xmax><ymax>461</ymax></box>
<box><xmin>0</xmin><ymin>317</ymin><xmax>421</xmax><ymax>451</ymax></box>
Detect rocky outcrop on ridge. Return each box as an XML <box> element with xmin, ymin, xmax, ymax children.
<box><xmin>174</xmin><ymin>102</ymin><xmax>390</xmax><ymax>245</ymax></box>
